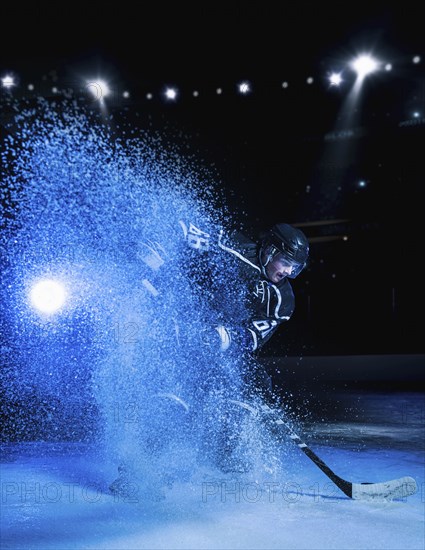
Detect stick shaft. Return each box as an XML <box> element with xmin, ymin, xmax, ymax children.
<box><xmin>260</xmin><ymin>403</ymin><xmax>353</xmax><ymax>497</ymax></box>
<box><xmin>230</xmin><ymin>398</ymin><xmax>417</xmax><ymax>500</ymax></box>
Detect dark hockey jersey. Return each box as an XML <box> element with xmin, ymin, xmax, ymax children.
<box><xmin>179</xmin><ymin>220</ymin><xmax>295</xmax><ymax>353</ymax></box>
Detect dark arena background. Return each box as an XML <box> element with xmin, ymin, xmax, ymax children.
<box><xmin>0</xmin><ymin>2</ymin><xmax>424</xmax><ymax>550</ymax></box>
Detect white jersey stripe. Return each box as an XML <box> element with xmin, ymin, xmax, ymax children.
<box><xmin>270</xmin><ymin>284</ymin><xmax>291</xmax><ymax>320</ymax></box>
<box><xmin>218</xmin><ymin>232</ymin><xmax>261</xmax><ymax>272</ymax></box>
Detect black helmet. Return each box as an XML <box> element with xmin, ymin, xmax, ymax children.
<box><xmin>263</xmin><ymin>223</ymin><xmax>309</xmax><ymax>278</ymax></box>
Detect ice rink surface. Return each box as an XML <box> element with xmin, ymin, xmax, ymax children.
<box><xmin>1</xmin><ymin>391</ymin><xmax>423</xmax><ymax>550</ymax></box>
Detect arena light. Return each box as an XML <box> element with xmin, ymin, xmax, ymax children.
<box><xmin>86</xmin><ymin>80</ymin><xmax>110</xmax><ymax>101</ymax></box>
<box><xmin>238</xmin><ymin>81</ymin><xmax>251</xmax><ymax>94</ymax></box>
<box><xmin>329</xmin><ymin>72</ymin><xmax>343</xmax><ymax>86</ymax></box>
<box><xmin>164</xmin><ymin>87</ymin><xmax>178</xmax><ymax>101</ymax></box>
<box><xmin>1</xmin><ymin>75</ymin><xmax>15</xmax><ymax>88</ymax></box>
<box><xmin>30</xmin><ymin>279</ymin><xmax>67</xmax><ymax>314</ymax></box>
<box><xmin>351</xmin><ymin>55</ymin><xmax>379</xmax><ymax>79</ymax></box>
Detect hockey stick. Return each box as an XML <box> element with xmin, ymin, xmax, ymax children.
<box><xmin>229</xmin><ymin>399</ymin><xmax>417</xmax><ymax>500</ymax></box>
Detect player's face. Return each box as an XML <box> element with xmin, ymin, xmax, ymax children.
<box><xmin>265</xmin><ymin>253</ymin><xmax>295</xmax><ymax>283</ymax></box>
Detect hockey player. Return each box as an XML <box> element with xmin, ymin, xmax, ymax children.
<box><xmin>178</xmin><ymin>220</ymin><xmax>309</xmax><ymax>361</ymax></box>
<box><xmin>109</xmin><ymin>220</ymin><xmax>309</xmax><ymax>493</ymax></box>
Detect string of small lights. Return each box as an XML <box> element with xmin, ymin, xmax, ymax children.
<box><xmin>1</xmin><ymin>54</ymin><xmax>422</xmax><ymax>112</ymax></box>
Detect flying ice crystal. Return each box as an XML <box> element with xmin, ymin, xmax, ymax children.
<box><xmin>0</xmin><ymin>97</ymin><xmax>288</xmax><ymax>494</ymax></box>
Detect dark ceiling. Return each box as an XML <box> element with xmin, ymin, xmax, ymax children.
<box><xmin>1</xmin><ymin>1</ymin><xmax>424</xmax><ymax>356</ymax></box>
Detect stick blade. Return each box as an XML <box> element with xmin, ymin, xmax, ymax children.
<box><xmin>352</xmin><ymin>476</ymin><xmax>417</xmax><ymax>500</ymax></box>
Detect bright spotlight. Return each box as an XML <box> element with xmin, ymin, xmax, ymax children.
<box><xmin>1</xmin><ymin>75</ymin><xmax>15</xmax><ymax>88</ymax></box>
<box><xmin>30</xmin><ymin>279</ymin><xmax>67</xmax><ymax>314</ymax></box>
<box><xmin>86</xmin><ymin>80</ymin><xmax>110</xmax><ymax>101</ymax></box>
<box><xmin>351</xmin><ymin>55</ymin><xmax>379</xmax><ymax>78</ymax></box>
<box><xmin>329</xmin><ymin>72</ymin><xmax>342</xmax><ymax>86</ymax></box>
<box><xmin>164</xmin><ymin>87</ymin><xmax>178</xmax><ymax>100</ymax></box>
<box><xmin>238</xmin><ymin>81</ymin><xmax>251</xmax><ymax>94</ymax></box>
